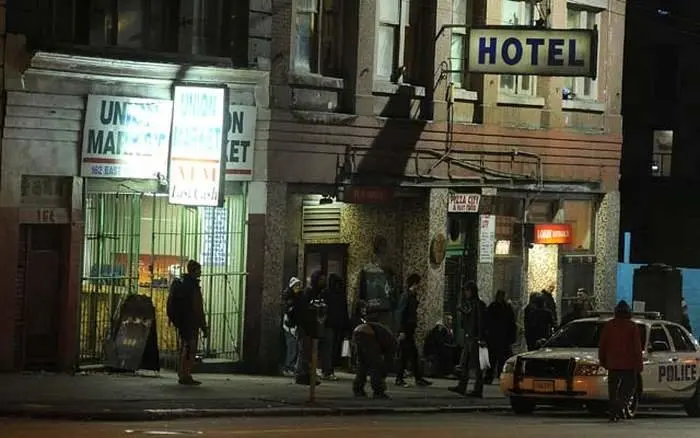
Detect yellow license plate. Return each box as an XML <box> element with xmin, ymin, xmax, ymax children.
<box><xmin>533</xmin><ymin>380</ymin><xmax>555</xmax><ymax>393</ymax></box>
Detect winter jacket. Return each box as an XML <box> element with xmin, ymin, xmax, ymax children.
<box><xmin>396</xmin><ymin>292</ymin><xmax>419</xmax><ymax>336</ymax></box>
<box><xmin>599</xmin><ymin>317</ymin><xmax>643</xmax><ymax>371</ymax></box>
<box><xmin>321</xmin><ymin>274</ymin><xmax>349</xmax><ymax>331</ymax></box>
<box><xmin>486</xmin><ymin>300</ymin><xmax>517</xmax><ymax>346</ymax></box>
<box><xmin>460</xmin><ymin>298</ymin><xmax>487</xmax><ymax>341</ymax></box>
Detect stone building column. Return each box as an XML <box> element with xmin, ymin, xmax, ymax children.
<box><xmin>537</xmin><ymin>0</ymin><xmax>565</xmax><ymax>128</ymax></box>
<box><xmin>402</xmin><ymin>189</ymin><xmax>448</xmax><ymax>345</ymax></box>
<box><xmin>593</xmin><ymin>191</ymin><xmax>620</xmax><ymax>311</ymax></box>
<box><xmin>243</xmin><ymin>181</ymin><xmax>287</xmax><ymax>374</ymax></box>
<box><xmin>352</xmin><ymin>0</ymin><xmax>378</xmax><ymax>116</ymax></box>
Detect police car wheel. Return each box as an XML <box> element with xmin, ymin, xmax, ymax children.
<box><xmin>510</xmin><ymin>397</ymin><xmax>535</xmax><ymax>415</ymax></box>
<box><xmin>683</xmin><ymin>387</ymin><xmax>700</xmax><ymax>417</ymax></box>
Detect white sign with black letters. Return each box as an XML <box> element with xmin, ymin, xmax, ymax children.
<box><xmin>168</xmin><ymin>86</ymin><xmax>226</xmax><ymax>207</ymax></box>
<box><xmin>224</xmin><ymin>105</ymin><xmax>257</xmax><ymax>181</ymax></box>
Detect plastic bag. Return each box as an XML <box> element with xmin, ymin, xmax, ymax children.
<box><xmin>479</xmin><ymin>346</ymin><xmax>490</xmax><ymax>371</ymax></box>
<box><xmin>342</xmin><ymin>339</ymin><xmax>351</xmax><ymax>358</ymax></box>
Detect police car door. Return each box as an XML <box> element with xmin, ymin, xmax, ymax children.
<box><xmin>661</xmin><ymin>322</ymin><xmax>700</xmax><ymax>398</ymax></box>
<box><xmin>641</xmin><ymin>324</ymin><xmax>674</xmax><ymax>398</ymax></box>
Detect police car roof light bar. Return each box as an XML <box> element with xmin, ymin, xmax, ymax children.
<box><xmin>587</xmin><ymin>311</ymin><xmax>663</xmax><ymax>320</ymax></box>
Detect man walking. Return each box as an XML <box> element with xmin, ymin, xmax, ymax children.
<box><xmin>449</xmin><ymin>281</ymin><xmax>487</xmax><ymax>397</ymax></box>
<box><xmin>170</xmin><ymin>260</ymin><xmax>208</xmax><ymax>385</ymax></box>
<box><xmin>485</xmin><ymin>290</ymin><xmax>516</xmax><ymax>383</ymax></box>
<box><xmin>395</xmin><ymin>273</ymin><xmax>432</xmax><ymax>388</ymax></box>
<box><xmin>599</xmin><ymin>300</ymin><xmax>643</xmax><ymax>422</ymax></box>
<box><xmin>352</xmin><ymin>301</ymin><xmax>396</xmax><ymax>399</ymax></box>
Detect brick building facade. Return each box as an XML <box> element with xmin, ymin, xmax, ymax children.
<box><xmin>0</xmin><ymin>0</ymin><xmax>626</xmax><ymax>373</ymax></box>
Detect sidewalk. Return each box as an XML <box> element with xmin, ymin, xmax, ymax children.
<box><xmin>0</xmin><ymin>371</ymin><xmax>509</xmax><ymax>421</ymax></box>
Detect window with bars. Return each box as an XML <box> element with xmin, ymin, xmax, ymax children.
<box><xmin>294</xmin><ymin>0</ymin><xmax>343</xmax><ymax>76</ymax></box>
<box><xmin>499</xmin><ymin>0</ymin><xmax>536</xmax><ymax>96</ymax></box>
<box><xmin>564</xmin><ymin>7</ymin><xmax>601</xmax><ymax>100</ymax></box>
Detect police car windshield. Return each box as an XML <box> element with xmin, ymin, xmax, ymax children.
<box><xmin>544</xmin><ymin>320</ymin><xmax>647</xmax><ymax>349</ymax></box>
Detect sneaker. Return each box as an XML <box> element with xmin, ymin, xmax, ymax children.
<box><xmin>416</xmin><ymin>378</ymin><xmax>433</xmax><ymax>387</ymax></box>
<box><xmin>178</xmin><ymin>377</ymin><xmax>202</xmax><ymax>386</ymax></box>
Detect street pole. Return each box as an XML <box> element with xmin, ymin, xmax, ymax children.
<box><xmin>309</xmin><ymin>339</ymin><xmax>319</xmax><ymax>403</ymax></box>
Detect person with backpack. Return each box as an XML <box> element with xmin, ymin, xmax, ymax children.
<box><xmin>167</xmin><ymin>259</ymin><xmax>208</xmax><ymax>385</ymax></box>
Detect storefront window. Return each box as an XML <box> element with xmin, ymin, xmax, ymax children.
<box><xmin>562</xmin><ymin>200</ymin><xmax>593</xmax><ymax>251</ymax></box>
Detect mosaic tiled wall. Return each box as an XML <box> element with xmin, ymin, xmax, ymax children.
<box><xmin>594</xmin><ymin>191</ymin><xmax>621</xmax><ymax>311</ymax></box>
<box><xmin>290</xmin><ymin>189</ymin><xmax>448</xmax><ymax>345</ymax></box>
<box><xmin>527</xmin><ymin>244</ymin><xmax>559</xmax><ymax>295</ymax></box>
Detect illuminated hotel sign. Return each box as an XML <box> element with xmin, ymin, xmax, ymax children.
<box><xmin>80</xmin><ymin>95</ymin><xmax>173</xmax><ymax>179</ymax></box>
<box><xmin>168</xmin><ymin>86</ymin><xmax>226</xmax><ymax>207</ymax></box>
<box><xmin>467</xmin><ymin>27</ymin><xmax>597</xmax><ymax>77</ymax></box>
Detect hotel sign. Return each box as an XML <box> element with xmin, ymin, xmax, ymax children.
<box><xmin>467</xmin><ymin>27</ymin><xmax>597</xmax><ymax>77</ymax></box>
<box><xmin>534</xmin><ymin>223</ymin><xmax>573</xmax><ymax>245</ymax></box>
<box><xmin>168</xmin><ymin>86</ymin><xmax>226</xmax><ymax>207</ymax></box>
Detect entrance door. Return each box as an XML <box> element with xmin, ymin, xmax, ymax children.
<box><xmin>20</xmin><ymin>225</ymin><xmax>64</xmax><ymax>370</ymax></box>
<box><xmin>304</xmin><ymin>244</ymin><xmax>348</xmax><ymax>284</ymax></box>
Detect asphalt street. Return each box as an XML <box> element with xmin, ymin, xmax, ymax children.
<box><xmin>2</xmin><ymin>411</ymin><xmax>696</xmax><ymax>438</ymax></box>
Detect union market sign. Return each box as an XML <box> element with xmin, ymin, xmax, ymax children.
<box><xmin>467</xmin><ymin>27</ymin><xmax>597</xmax><ymax>77</ymax></box>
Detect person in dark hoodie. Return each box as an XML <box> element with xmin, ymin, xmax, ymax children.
<box><xmin>351</xmin><ymin>300</ymin><xmax>397</xmax><ymax>399</ymax></box>
<box><xmin>524</xmin><ymin>293</ymin><xmax>555</xmax><ymax>351</ymax></box>
<box><xmin>320</xmin><ymin>274</ymin><xmax>349</xmax><ymax>380</ymax></box>
<box><xmin>599</xmin><ymin>300</ymin><xmax>643</xmax><ymax>422</ymax></box>
<box><xmin>293</xmin><ymin>269</ymin><xmax>326</xmax><ymax>386</ymax></box>
<box><xmin>395</xmin><ymin>273</ymin><xmax>432</xmax><ymax>388</ymax></box>
<box><xmin>541</xmin><ymin>284</ymin><xmax>558</xmax><ymax>325</ymax></box>
<box><xmin>449</xmin><ymin>281</ymin><xmax>487</xmax><ymax>397</ymax></box>
<box><xmin>485</xmin><ymin>289</ymin><xmax>516</xmax><ymax>383</ymax></box>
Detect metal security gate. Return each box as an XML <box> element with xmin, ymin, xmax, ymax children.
<box><xmin>79</xmin><ymin>189</ymin><xmax>248</xmax><ymax>370</ymax></box>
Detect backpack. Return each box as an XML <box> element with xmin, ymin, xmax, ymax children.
<box><xmin>167</xmin><ymin>277</ymin><xmax>184</xmax><ymax>328</ymax></box>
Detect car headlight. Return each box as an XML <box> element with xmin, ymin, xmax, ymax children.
<box><xmin>574</xmin><ymin>363</ymin><xmax>607</xmax><ymax>376</ymax></box>
<box><xmin>503</xmin><ymin>359</ymin><xmax>516</xmax><ymax>374</ymax></box>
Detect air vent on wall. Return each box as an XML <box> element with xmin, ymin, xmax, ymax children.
<box><xmin>302</xmin><ymin>196</ymin><xmax>341</xmax><ymax>240</ymax></box>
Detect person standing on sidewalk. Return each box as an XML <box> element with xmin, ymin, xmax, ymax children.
<box><xmin>599</xmin><ymin>300</ymin><xmax>643</xmax><ymax>422</ymax></box>
<box><xmin>485</xmin><ymin>289</ymin><xmax>516</xmax><ymax>383</ymax></box>
<box><xmin>173</xmin><ymin>260</ymin><xmax>209</xmax><ymax>385</ymax></box>
<box><xmin>281</xmin><ymin>276</ymin><xmax>303</xmax><ymax>376</ymax></box>
<box><xmin>320</xmin><ymin>273</ymin><xmax>348</xmax><ymax>380</ymax></box>
<box><xmin>395</xmin><ymin>273</ymin><xmax>432</xmax><ymax>388</ymax></box>
<box><xmin>293</xmin><ymin>270</ymin><xmax>326</xmax><ymax>386</ymax></box>
<box><xmin>449</xmin><ymin>281</ymin><xmax>487</xmax><ymax>397</ymax></box>
<box><xmin>352</xmin><ymin>301</ymin><xmax>396</xmax><ymax>399</ymax></box>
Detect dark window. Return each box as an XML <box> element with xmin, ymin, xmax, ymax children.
<box><xmin>545</xmin><ymin>320</ymin><xmax>647</xmax><ymax>349</ymax></box>
<box><xmin>666</xmin><ymin>324</ymin><xmax>696</xmax><ymax>352</ymax></box>
<box><xmin>294</xmin><ymin>0</ymin><xmax>343</xmax><ymax>76</ymax></box>
<box><xmin>8</xmin><ymin>0</ymin><xmax>242</xmax><ymax>61</ymax></box>
<box><xmin>649</xmin><ymin>325</ymin><xmax>671</xmax><ymax>351</ymax></box>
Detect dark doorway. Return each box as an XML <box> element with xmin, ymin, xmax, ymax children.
<box><xmin>304</xmin><ymin>244</ymin><xmax>349</xmax><ymax>283</ymax></box>
<box><xmin>16</xmin><ymin>225</ymin><xmax>65</xmax><ymax>370</ymax></box>
<box><xmin>561</xmin><ymin>256</ymin><xmax>595</xmax><ymax>318</ymax></box>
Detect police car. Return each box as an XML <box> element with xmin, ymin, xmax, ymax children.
<box><xmin>500</xmin><ymin>312</ymin><xmax>700</xmax><ymax>417</ymax></box>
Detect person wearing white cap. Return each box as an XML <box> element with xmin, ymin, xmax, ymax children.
<box><xmin>282</xmin><ymin>277</ymin><xmax>303</xmax><ymax>376</ymax></box>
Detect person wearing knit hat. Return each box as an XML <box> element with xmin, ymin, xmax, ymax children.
<box><xmin>599</xmin><ymin>300</ymin><xmax>643</xmax><ymax>422</ymax></box>
<box><xmin>281</xmin><ymin>276</ymin><xmax>304</xmax><ymax>376</ymax></box>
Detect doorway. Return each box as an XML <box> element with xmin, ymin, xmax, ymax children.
<box><xmin>303</xmin><ymin>244</ymin><xmax>348</xmax><ymax>284</ymax></box>
<box><xmin>16</xmin><ymin>225</ymin><xmax>65</xmax><ymax>370</ymax></box>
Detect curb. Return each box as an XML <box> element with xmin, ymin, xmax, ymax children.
<box><xmin>0</xmin><ymin>404</ymin><xmax>511</xmax><ymax>422</ymax></box>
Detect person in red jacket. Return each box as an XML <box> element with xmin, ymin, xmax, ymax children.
<box><xmin>598</xmin><ymin>300</ymin><xmax>643</xmax><ymax>422</ymax></box>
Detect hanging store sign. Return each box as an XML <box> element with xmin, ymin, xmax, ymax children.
<box><xmin>225</xmin><ymin>105</ymin><xmax>257</xmax><ymax>181</ymax></box>
<box><xmin>168</xmin><ymin>86</ymin><xmax>226</xmax><ymax>207</ymax></box>
<box><xmin>479</xmin><ymin>215</ymin><xmax>496</xmax><ymax>264</ymax></box>
<box><xmin>534</xmin><ymin>223</ymin><xmax>573</xmax><ymax>245</ymax></box>
<box><xmin>448</xmin><ymin>193</ymin><xmax>481</xmax><ymax>213</ymax></box>
<box><xmin>80</xmin><ymin>95</ymin><xmax>173</xmax><ymax>179</ymax></box>
<box><xmin>467</xmin><ymin>27</ymin><xmax>597</xmax><ymax>77</ymax></box>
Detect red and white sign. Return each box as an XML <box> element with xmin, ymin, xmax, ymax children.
<box><xmin>448</xmin><ymin>193</ymin><xmax>481</xmax><ymax>213</ymax></box>
<box><xmin>534</xmin><ymin>223</ymin><xmax>573</xmax><ymax>245</ymax></box>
